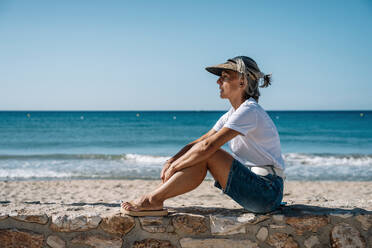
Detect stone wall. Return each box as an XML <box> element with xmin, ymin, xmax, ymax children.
<box><xmin>0</xmin><ymin>204</ymin><xmax>371</xmax><ymax>248</ymax></box>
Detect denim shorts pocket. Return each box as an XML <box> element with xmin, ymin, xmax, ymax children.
<box><xmin>260</xmin><ymin>175</ymin><xmax>274</xmax><ymax>186</ymax></box>
<box><xmin>254</xmin><ymin>175</ymin><xmax>275</xmax><ymax>193</ymax></box>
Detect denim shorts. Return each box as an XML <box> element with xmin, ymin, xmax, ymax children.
<box><xmin>214</xmin><ymin>159</ymin><xmax>284</xmax><ymax>214</ymax></box>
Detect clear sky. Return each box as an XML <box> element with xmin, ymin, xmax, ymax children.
<box><xmin>1</xmin><ymin>0</ymin><xmax>371</xmax><ymax>111</ymax></box>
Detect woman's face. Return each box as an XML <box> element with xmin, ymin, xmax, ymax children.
<box><xmin>217</xmin><ymin>70</ymin><xmax>243</xmax><ymax>99</ymax></box>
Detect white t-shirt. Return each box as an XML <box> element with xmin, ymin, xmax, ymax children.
<box><xmin>213</xmin><ymin>97</ymin><xmax>285</xmax><ymax>170</ymax></box>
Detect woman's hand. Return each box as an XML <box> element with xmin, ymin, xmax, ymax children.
<box><xmin>160</xmin><ymin>160</ymin><xmax>173</xmax><ymax>183</ymax></box>
<box><xmin>163</xmin><ymin>164</ymin><xmax>176</xmax><ymax>182</ymax></box>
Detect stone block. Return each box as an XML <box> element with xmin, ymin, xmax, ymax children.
<box><xmin>100</xmin><ymin>214</ymin><xmax>135</xmax><ymax>235</ymax></box>
<box><xmin>330</xmin><ymin>223</ymin><xmax>366</xmax><ymax>248</ymax></box>
<box><xmin>0</xmin><ymin>215</ymin><xmax>8</xmax><ymax>221</ymax></box>
<box><xmin>272</xmin><ymin>214</ymin><xmax>285</xmax><ymax>222</ymax></box>
<box><xmin>171</xmin><ymin>213</ymin><xmax>208</xmax><ymax>234</ymax></box>
<box><xmin>0</xmin><ymin>229</ymin><xmax>44</xmax><ymax>248</ymax></box>
<box><xmin>244</xmin><ymin>213</ymin><xmax>272</xmax><ymax>223</ymax></box>
<box><xmin>255</xmin><ymin>227</ymin><xmax>268</xmax><ymax>242</ymax></box>
<box><xmin>285</xmin><ymin>215</ymin><xmax>328</xmax><ymax>235</ymax></box>
<box><xmin>46</xmin><ymin>235</ymin><xmax>66</xmax><ymax>248</ymax></box>
<box><xmin>209</xmin><ymin>213</ymin><xmax>269</xmax><ymax>235</ymax></box>
<box><xmin>71</xmin><ymin>234</ymin><xmax>123</xmax><ymax>248</ymax></box>
<box><xmin>139</xmin><ymin>216</ymin><xmax>166</xmax><ymax>233</ymax></box>
<box><xmin>304</xmin><ymin>235</ymin><xmax>320</xmax><ymax>248</ymax></box>
<box><xmin>267</xmin><ymin>232</ymin><xmax>299</xmax><ymax>248</ymax></box>
<box><xmin>11</xmin><ymin>214</ymin><xmax>49</xmax><ymax>224</ymax></box>
<box><xmin>50</xmin><ymin>214</ymin><xmax>101</xmax><ymax>232</ymax></box>
<box><xmin>180</xmin><ymin>237</ymin><xmax>259</xmax><ymax>248</ymax></box>
<box><xmin>329</xmin><ymin>212</ymin><xmax>354</xmax><ymax>219</ymax></box>
<box><xmin>355</xmin><ymin>214</ymin><xmax>372</xmax><ymax>231</ymax></box>
<box><xmin>132</xmin><ymin>238</ymin><xmax>175</xmax><ymax>248</ymax></box>
<box><xmin>210</xmin><ymin>215</ymin><xmax>244</xmax><ymax>235</ymax></box>
<box><xmin>269</xmin><ymin>224</ymin><xmax>287</xmax><ymax>229</ymax></box>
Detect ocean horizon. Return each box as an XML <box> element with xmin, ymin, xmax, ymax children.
<box><xmin>1</xmin><ymin>110</ymin><xmax>371</xmax><ymax>181</ymax></box>
<box><xmin>1</xmin><ymin>110</ymin><xmax>371</xmax><ymax>112</ymax></box>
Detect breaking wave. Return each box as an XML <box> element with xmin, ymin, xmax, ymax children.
<box><xmin>0</xmin><ymin>153</ymin><xmax>371</xmax><ymax>181</ymax></box>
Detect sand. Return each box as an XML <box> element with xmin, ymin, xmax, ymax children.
<box><xmin>0</xmin><ymin>179</ymin><xmax>371</xmax><ymax>216</ymax></box>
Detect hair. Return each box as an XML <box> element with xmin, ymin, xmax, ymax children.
<box><xmin>234</xmin><ymin>56</ymin><xmax>272</xmax><ymax>102</ymax></box>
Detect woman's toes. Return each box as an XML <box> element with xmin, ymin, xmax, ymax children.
<box><xmin>124</xmin><ymin>203</ymin><xmax>130</xmax><ymax>209</ymax></box>
<box><xmin>126</xmin><ymin>204</ymin><xmax>136</xmax><ymax>210</ymax></box>
<box><xmin>121</xmin><ymin>201</ymin><xmax>131</xmax><ymax>208</ymax></box>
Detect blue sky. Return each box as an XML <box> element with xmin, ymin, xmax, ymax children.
<box><xmin>1</xmin><ymin>0</ymin><xmax>371</xmax><ymax>110</ymax></box>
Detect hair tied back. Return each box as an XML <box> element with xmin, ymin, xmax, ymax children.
<box><xmin>260</xmin><ymin>73</ymin><xmax>272</xmax><ymax>88</ymax></box>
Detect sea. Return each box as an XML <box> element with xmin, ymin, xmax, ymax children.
<box><xmin>0</xmin><ymin>111</ymin><xmax>371</xmax><ymax>181</ymax></box>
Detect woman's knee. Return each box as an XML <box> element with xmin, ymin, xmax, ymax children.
<box><xmin>179</xmin><ymin>161</ymin><xmax>207</xmax><ymax>181</ymax></box>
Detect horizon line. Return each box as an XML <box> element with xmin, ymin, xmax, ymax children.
<box><xmin>0</xmin><ymin>109</ymin><xmax>371</xmax><ymax>112</ymax></box>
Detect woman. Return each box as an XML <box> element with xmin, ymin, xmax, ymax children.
<box><xmin>121</xmin><ymin>56</ymin><xmax>285</xmax><ymax>216</ymax></box>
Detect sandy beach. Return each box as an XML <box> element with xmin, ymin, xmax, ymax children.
<box><xmin>1</xmin><ymin>179</ymin><xmax>371</xmax><ymax>216</ymax></box>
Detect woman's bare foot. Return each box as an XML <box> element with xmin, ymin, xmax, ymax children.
<box><xmin>121</xmin><ymin>194</ymin><xmax>164</xmax><ymax>212</ymax></box>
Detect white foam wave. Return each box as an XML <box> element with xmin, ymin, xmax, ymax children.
<box><xmin>1</xmin><ymin>152</ymin><xmax>371</xmax><ymax>180</ymax></box>
<box><xmin>284</xmin><ymin>153</ymin><xmax>372</xmax><ymax>166</ymax></box>
<box><xmin>0</xmin><ymin>153</ymin><xmax>171</xmax><ymax>164</ymax></box>
<box><xmin>0</xmin><ymin>169</ymin><xmax>72</xmax><ymax>179</ymax></box>
<box><xmin>123</xmin><ymin>154</ymin><xmax>170</xmax><ymax>164</ymax></box>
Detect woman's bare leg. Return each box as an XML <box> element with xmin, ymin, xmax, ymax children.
<box><xmin>121</xmin><ymin>149</ymin><xmax>234</xmax><ymax>211</ymax></box>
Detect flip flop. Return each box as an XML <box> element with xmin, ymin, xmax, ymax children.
<box><xmin>119</xmin><ymin>200</ymin><xmax>168</xmax><ymax>217</ymax></box>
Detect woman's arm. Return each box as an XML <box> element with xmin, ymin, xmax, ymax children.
<box><xmin>160</xmin><ymin>128</ymin><xmax>216</xmax><ymax>182</ymax></box>
<box><xmin>164</xmin><ymin>127</ymin><xmax>240</xmax><ymax>181</ymax></box>
<box><xmin>167</xmin><ymin>128</ymin><xmax>217</xmax><ymax>163</ymax></box>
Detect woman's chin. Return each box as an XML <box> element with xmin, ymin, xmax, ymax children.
<box><xmin>219</xmin><ymin>93</ymin><xmax>226</xmax><ymax>99</ymax></box>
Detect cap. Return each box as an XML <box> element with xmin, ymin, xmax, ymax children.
<box><xmin>205</xmin><ymin>56</ymin><xmax>261</xmax><ymax>79</ymax></box>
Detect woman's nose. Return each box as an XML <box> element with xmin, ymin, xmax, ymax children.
<box><xmin>217</xmin><ymin>77</ymin><xmax>222</xmax><ymax>85</ymax></box>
